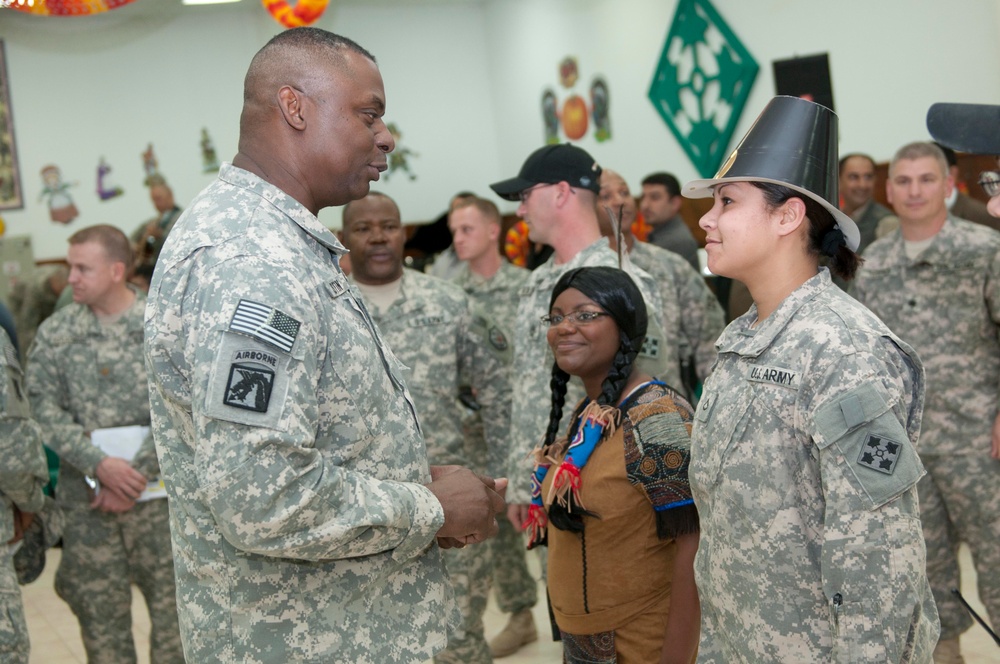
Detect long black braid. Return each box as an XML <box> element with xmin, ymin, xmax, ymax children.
<box><xmin>542</xmin><ymin>267</ymin><xmax>648</xmax><ymax>534</ymax></box>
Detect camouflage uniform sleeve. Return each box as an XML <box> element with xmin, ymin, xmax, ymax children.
<box><xmin>131</xmin><ymin>429</ymin><xmax>159</xmax><ymax>480</ymax></box>
<box><xmin>809</xmin><ymin>350</ymin><xmax>934</xmax><ymax>661</ymax></box>
<box><xmin>26</xmin><ymin>320</ymin><xmax>106</xmax><ymax>476</ymax></box>
<box><xmin>985</xmin><ymin>248</ymin><xmax>1000</xmax><ymax>410</ymax></box>
<box><xmin>672</xmin><ymin>261</ymin><xmax>724</xmax><ymax>382</ymax></box>
<box><xmin>462</xmin><ymin>304</ymin><xmax>513</xmax><ymax>477</ymax></box>
<box><xmin>181</xmin><ymin>260</ymin><xmax>444</xmax><ymax>562</ymax></box>
<box><xmin>0</xmin><ymin>332</ymin><xmax>48</xmax><ymax>514</ymax></box>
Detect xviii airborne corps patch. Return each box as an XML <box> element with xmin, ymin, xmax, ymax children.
<box><xmin>224</xmin><ymin>362</ymin><xmax>275</xmax><ymax>413</ymax></box>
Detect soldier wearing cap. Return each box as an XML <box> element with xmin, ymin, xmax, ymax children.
<box><xmin>685</xmin><ymin>96</ymin><xmax>938</xmax><ymax>662</ymax></box>
<box><xmin>339</xmin><ymin>191</ymin><xmax>512</xmax><ymax>664</ymax></box>
<box><xmin>489</xmin><ymin>144</ymin><xmax>672</xmax><ymax>524</ymax></box>
<box><xmin>851</xmin><ymin>107</ymin><xmax>1000</xmax><ymax>664</ymax></box>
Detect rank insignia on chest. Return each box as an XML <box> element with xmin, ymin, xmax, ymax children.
<box><xmin>223</xmin><ymin>363</ymin><xmax>275</xmax><ymax>413</ymax></box>
<box><xmin>229</xmin><ymin>300</ymin><xmax>300</xmax><ymax>353</ymax></box>
<box><xmin>857</xmin><ymin>434</ymin><xmax>901</xmax><ymax>475</ymax></box>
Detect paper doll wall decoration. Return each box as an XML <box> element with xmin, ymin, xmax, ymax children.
<box><xmin>200</xmin><ymin>128</ymin><xmax>220</xmax><ymax>173</ymax></box>
<box><xmin>384</xmin><ymin>123</ymin><xmax>418</xmax><ymax>181</ymax></box>
<box><xmin>40</xmin><ymin>164</ymin><xmax>78</xmax><ymax>224</ymax></box>
<box><xmin>541</xmin><ymin>56</ymin><xmax>612</xmax><ymax>144</ymax></box>
<box><xmin>97</xmin><ymin>157</ymin><xmax>124</xmax><ymax>201</ymax></box>
<box><xmin>142</xmin><ymin>143</ymin><xmax>159</xmax><ymax>186</ymax></box>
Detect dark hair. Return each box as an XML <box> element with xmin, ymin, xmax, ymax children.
<box><xmin>341</xmin><ymin>191</ymin><xmax>399</xmax><ymax>230</ymax></box>
<box><xmin>640</xmin><ymin>172</ymin><xmax>681</xmax><ymax>197</ymax></box>
<box><xmin>543</xmin><ymin>267</ymin><xmax>647</xmax><ymax>532</ymax></box>
<box><xmin>750</xmin><ymin>182</ymin><xmax>862</xmax><ymax>281</ymax></box>
<box><xmin>838</xmin><ymin>153</ymin><xmax>876</xmax><ymax>174</ymax></box>
<box><xmin>255</xmin><ymin>27</ymin><xmax>375</xmax><ymax>66</ymax></box>
<box><xmin>69</xmin><ymin>224</ymin><xmax>133</xmax><ymax>270</ymax></box>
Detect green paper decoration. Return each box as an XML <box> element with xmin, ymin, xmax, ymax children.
<box><xmin>648</xmin><ymin>0</ymin><xmax>759</xmax><ymax>178</ymax></box>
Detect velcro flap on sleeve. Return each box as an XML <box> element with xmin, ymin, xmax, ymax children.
<box><xmin>814</xmin><ymin>383</ymin><xmax>924</xmax><ymax>510</ymax></box>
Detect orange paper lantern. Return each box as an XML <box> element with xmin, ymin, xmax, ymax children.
<box><xmin>262</xmin><ymin>0</ymin><xmax>329</xmax><ymax>28</ymax></box>
<box><xmin>5</xmin><ymin>0</ymin><xmax>138</xmax><ymax>15</ymax></box>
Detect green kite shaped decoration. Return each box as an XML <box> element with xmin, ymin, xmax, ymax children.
<box><xmin>648</xmin><ymin>0</ymin><xmax>759</xmax><ymax>178</ymax></box>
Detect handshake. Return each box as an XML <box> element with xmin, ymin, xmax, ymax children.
<box><xmin>427</xmin><ymin>465</ymin><xmax>508</xmax><ymax>549</ymax></box>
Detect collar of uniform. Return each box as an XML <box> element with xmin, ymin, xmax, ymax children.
<box><xmin>907</xmin><ymin>216</ymin><xmax>961</xmax><ymax>266</ymax></box>
<box><xmin>716</xmin><ymin>269</ymin><xmax>832</xmax><ymax>358</ymax></box>
<box><xmin>538</xmin><ymin>237</ymin><xmax>614</xmax><ymax>273</ymax></box>
<box><xmin>217</xmin><ymin>163</ymin><xmax>346</xmax><ymax>256</ymax></box>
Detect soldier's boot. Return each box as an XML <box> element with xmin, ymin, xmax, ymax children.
<box><xmin>488</xmin><ymin>609</ymin><xmax>538</xmax><ymax>658</ymax></box>
<box><xmin>933</xmin><ymin>638</ymin><xmax>966</xmax><ymax>664</ymax></box>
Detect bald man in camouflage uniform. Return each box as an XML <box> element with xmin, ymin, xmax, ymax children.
<box><xmin>0</xmin><ymin>328</ymin><xmax>49</xmax><ymax>664</ymax></box>
<box><xmin>27</xmin><ymin>225</ymin><xmax>182</xmax><ymax>664</ymax></box>
<box><xmin>853</xmin><ymin>141</ymin><xmax>1000</xmax><ymax>663</ymax></box>
<box><xmin>341</xmin><ymin>192</ymin><xmax>512</xmax><ymax>664</ymax></box>
<box><xmin>145</xmin><ymin>29</ymin><xmax>504</xmax><ymax>664</ymax></box>
<box><xmin>447</xmin><ymin>198</ymin><xmax>540</xmax><ymax>657</ymax></box>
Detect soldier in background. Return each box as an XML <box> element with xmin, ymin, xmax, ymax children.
<box><xmin>852</xmin><ymin>141</ymin><xmax>1000</xmax><ymax>664</ymax></box>
<box><xmin>130</xmin><ymin>175</ymin><xmax>182</xmax><ymax>271</ymax></box>
<box><xmin>0</xmin><ymin>324</ymin><xmax>50</xmax><ymax>664</ymax></box>
<box><xmin>446</xmin><ymin>196</ymin><xmax>538</xmax><ymax>658</ymax></box>
<box><xmin>9</xmin><ymin>264</ymin><xmax>68</xmax><ymax>363</ymax></box>
<box><xmin>27</xmin><ymin>225</ymin><xmax>182</xmax><ymax>664</ymax></box>
<box><xmin>341</xmin><ymin>191</ymin><xmax>512</xmax><ymax>664</ymax></box>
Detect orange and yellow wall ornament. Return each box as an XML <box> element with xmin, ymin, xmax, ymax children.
<box><xmin>262</xmin><ymin>0</ymin><xmax>329</xmax><ymax>28</ymax></box>
<box><xmin>2</xmin><ymin>0</ymin><xmax>139</xmax><ymax>15</ymax></box>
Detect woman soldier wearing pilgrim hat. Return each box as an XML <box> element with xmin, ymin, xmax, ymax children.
<box><xmin>684</xmin><ymin>96</ymin><xmax>939</xmax><ymax>662</ymax></box>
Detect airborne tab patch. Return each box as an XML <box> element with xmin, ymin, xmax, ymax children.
<box><xmin>229</xmin><ymin>300</ymin><xmax>300</xmax><ymax>353</ymax></box>
<box><xmin>857</xmin><ymin>434</ymin><xmax>901</xmax><ymax>475</ymax></box>
<box><xmin>223</xmin><ymin>363</ymin><xmax>275</xmax><ymax>413</ymax></box>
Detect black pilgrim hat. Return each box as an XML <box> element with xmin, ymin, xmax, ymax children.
<box><xmin>682</xmin><ymin>95</ymin><xmax>860</xmax><ymax>252</ymax></box>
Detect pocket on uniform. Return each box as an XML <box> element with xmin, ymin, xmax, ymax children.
<box><xmin>830</xmin><ymin>595</ymin><xmax>890</xmax><ymax>663</ymax></box>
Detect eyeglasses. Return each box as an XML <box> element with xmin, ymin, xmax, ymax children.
<box><xmin>541</xmin><ymin>310</ymin><xmax>610</xmax><ymax>327</ymax></box>
<box><xmin>979</xmin><ymin>171</ymin><xmax>1000</xmax><ymax>198</ymax></box>
<box><xmin>518</xmin><ymin>183</ymin><xmax>555</xmax><ymax>202</ymax></box>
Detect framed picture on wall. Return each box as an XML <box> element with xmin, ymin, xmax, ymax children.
<box><xmin>0</xmin><ymin>40</ymin><xmax>22</xmax><ymax>211</ymax></box>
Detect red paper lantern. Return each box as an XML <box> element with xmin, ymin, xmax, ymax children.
<box><xmin>262</xmin><ymin>0</ymin><xmax>329</xmax><ymax>28</ymax></box>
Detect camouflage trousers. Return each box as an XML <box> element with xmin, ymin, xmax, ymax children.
<box><xmin>55</xmin><ymin>499</ymin><xmax>184</xmax><ymax>664</ymax></box>
<box><xmin>435</xmin><ymin>541</ymin><xmax>493</xmax><ymax>664</ymax></box>
<box><xmin>491</xmin><ymin>516</ymin><xmax>538</xmax><ymax>614</ymax></box>
<box><xmin>918</xmin><ymin>454</ymin><xmax>1000</xmax><ymax>640</ymax></box>
<box><xmin>0</xmin><ymin>550</ymin><xmax>28</xmax><ymax>664</ymax></box>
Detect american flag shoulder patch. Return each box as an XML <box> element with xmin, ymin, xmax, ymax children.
<box><xmin>229</xmin><ymin>300</ymin><xmax>301</xmax><ymax>353</ymax></box>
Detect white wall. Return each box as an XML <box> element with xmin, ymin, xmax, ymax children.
<box><xmin>0</xmin><ymin>0</ymin><xmax>996</xmax><ymax>259</ymax></box>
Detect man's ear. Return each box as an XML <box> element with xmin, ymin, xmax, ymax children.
<box><xmin>277</xmin><ymin>86</ymin><xmax>306</xmax><ymax>131</ymax></box>
<box><xmin>111</xmin><ymin>261</ymin><xmax>127</xmax><ymax>284</ymax></box>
